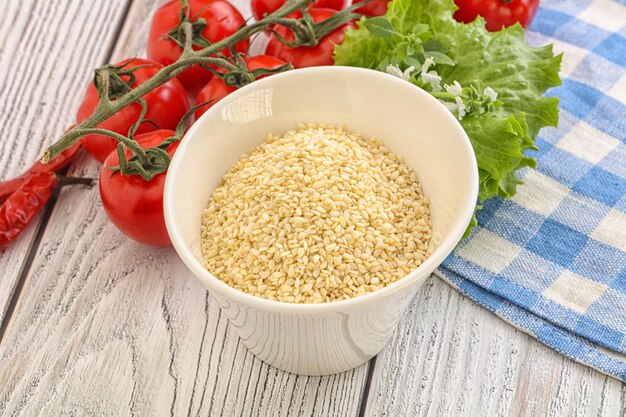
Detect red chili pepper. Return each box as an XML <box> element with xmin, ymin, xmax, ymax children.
<box><xmin>0</xmin><ymin>172</ymin><xmax>92</xmax><ymax>248</ymax></box>
<box><xmin>0</xmin><ymin>142</ymin><xmax>81</xmax><ymax>204</ymax></box>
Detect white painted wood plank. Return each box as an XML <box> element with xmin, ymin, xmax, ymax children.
<box><xmin>0</xmin><ymin>0</ymin><xmax>368</xmax><ymax>415</ymax></box>
<box><xmin>0</xmin><ymin>242</ymin><xmax>367</xmax><ymax>415</ymax></box>
<box><xmin>365</xmin><ymin>276</ymin><xmax>626</xmax><ymax>417</ymax></box>
<box><xmin>3</xmin><ymin>1</ymin><xmax>623</xmax><ymax>416</ymax></box>
<box><xmin>0</xmin><ymin>0</ymin><xmax>131</xmax><ymax>325</ymax></box>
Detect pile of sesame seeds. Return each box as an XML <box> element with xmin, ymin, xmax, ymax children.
<box><xmin>201</xmin><ymin>124</ymin><xmax>431</xmax><ymax>303</ymax></box>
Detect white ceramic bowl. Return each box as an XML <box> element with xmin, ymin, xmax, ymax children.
<box><xmin>164</xmin><ymin>66</ymin><xmax>478</xmax><ymax>375</ymax></box>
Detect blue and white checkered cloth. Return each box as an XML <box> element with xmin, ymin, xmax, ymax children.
<box><xmin>436</xmin><ymin>0</ymin><xmax>626</xmax><ymax>382</ymax></box>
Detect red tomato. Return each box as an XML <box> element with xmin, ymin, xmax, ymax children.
<box><xmin>194</xmin><ymin>55</ymin><xmax>286</xmax><ymax>119</ymax></box>
<box><xmin>147</xmin><ymin>0</ymin><xmax>249</xmax><ymax>96</ymax></box>
<box><xmin>453</xmin><ymin>0</ymin><xmax>539</xmax><ymax>31</ymax></box>
<box><xmin>353</xmin><ymin>0</ymin><xmax>390</xmax><ymax>17</ymax></box>
<box><xmin>99</xmin><ymin>130</ymin><xmax>178</xmax><ymax>246</ymax></box>
<box><xmin>76</xmin><ymin>58</ymin><xmax>189</xmax><ymax>164</ymax></box>
<box><xmin>265</xmin><ymin>8</ymin><xmax>356</xmax><ymax>68</ymax></box>
<box><xmin>251</xmin><ymin>0</ymin><xmax>345</xmax><ymax>21</ymax></box>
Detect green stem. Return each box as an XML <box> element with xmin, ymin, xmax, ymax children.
<box><xmin>73</xmin><ymin>128</ymin><xmax>149</xmax><ymax>164</ymax></box>
<box><xmin>180</xmin><ymin>18</ymin><xmax>196</xmax><ymax>54</ymax></box>
<box><xmin>179</xmin><ymin>56</ymin><xmax>239</xmax><ymax>71</ymax></box>
<box><xmin>430</xmin><ymin>92</ymin><xmax>456</xmax><ymax>100</ymax></box>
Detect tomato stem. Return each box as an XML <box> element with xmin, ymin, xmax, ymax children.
<box><xmin>269</xmin><ymin>2</ymin><xmax>361</xmax><ymax>48</ymax></box>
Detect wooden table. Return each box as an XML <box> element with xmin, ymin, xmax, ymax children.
<box><xmin>1</xmin><ymin>1</ymin><xmax>625</xmax><ymax>415</ymax></box>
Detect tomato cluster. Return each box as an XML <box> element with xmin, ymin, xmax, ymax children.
<box><xmin>69</xmin><ymin>0</ymin><xmax>363</xmax><ymax>246</ymax></box>
<box><xmin>70</xmin><ymin>0</ymin><xmax>531</xmax><ymax>247</ymax></box>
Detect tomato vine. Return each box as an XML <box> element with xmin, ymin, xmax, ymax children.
<box><xmin>42</xmin><ymin>0</ymin><xmax>365</xmax><ymax>178</ymax></box>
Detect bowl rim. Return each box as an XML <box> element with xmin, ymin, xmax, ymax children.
<box><xmin>164</xmin><ymin>66</ymin><xmax>478</xmax><ymax>313</ymax></box>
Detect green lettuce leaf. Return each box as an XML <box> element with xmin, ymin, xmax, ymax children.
<box><xmin>335</xmin><ymin>0</ymin><xmax>562</xmax><ymax>236</ymax></box>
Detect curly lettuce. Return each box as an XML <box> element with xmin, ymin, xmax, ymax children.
<box><xmin>335</xmin><ymin>0</ymin><xmax>562</xmax><ymax>234</ymax></box>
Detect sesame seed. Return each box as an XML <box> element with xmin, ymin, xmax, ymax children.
<box><xmin>201</xmin><ymin>125</ymin><xmax>431</xmax><ymax>303</ymax></box>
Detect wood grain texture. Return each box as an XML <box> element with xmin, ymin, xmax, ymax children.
<box><xmin>364</xmin><ymin>277</ymin><xmax>626</xmax><ymax>417</ymax></box>
<box><xmin>0</xmin><ymin>0</ymin><xmax>368</xmax><ymax>415</ymax></box>
<box><xmin>0</xmin><ymin>0</ymin><xmax>131</xmax><ymax>325</ymax></box>
<box><xmin>0</xmin><ymin>243</ymin><xmax>367</xmax><ymax>416</ymax></box>
<box><xmin>1</xmin><ymin>0</ymin><xmax>625</xmax><ymax>416</ymax></box>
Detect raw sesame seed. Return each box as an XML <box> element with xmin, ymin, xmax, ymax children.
<box><xmin>201</xmin><ymin>125</ymin><xmax>431</xmax><ymax>303</ymax></box>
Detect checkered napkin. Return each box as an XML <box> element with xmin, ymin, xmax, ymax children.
<box><xmin>436</xmin><ymin>0</ymin><xmax>626</xmax><ymax>381</ymax></box>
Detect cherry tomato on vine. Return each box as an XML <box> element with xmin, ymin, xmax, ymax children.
<box><xmin>147</xmin><ymin>0</ymin><xmax>249</xmax><ymax>96</ymax></box>
<box><xmin>250</xmin><ymin>0</ymin><xmax>345</xmax><ymax>21</ymax></box>
<box><xmin>76</xmin><ymin>58</ymin><xmax>188</xmax><ymax>164</ymax></box>
<box><xmin>194</xmin><ymin>55</ymin><xmax>287</xmax><ymax>119</ymax></box>
<box><xmin>353</xmin><ymin>0</ymin><xmax>390</xmax><ymax>17</ymax></box>
<box><xmin>99</xmin><ymin>130</ymin><xmax>178</xmax><ymax>246</ymax></box>
<box><xmin>453</xmin><ymin>0</ymin><xmax>539</xmax><ymax>32</ymax></box>
<box><xmin>265</xmin><ymin>8</ymin><xmax>356</xmax><ymax>68</ymax></box>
